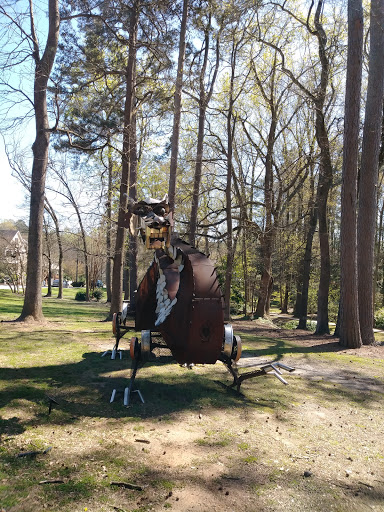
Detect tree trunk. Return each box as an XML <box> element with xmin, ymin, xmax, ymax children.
<box><xmin>297</xmin><ymin>207</ymin><xmax>318</xmax><ymax>329</ymax></box>
<box><xmin>189</xmin><ymin>17</ymin><xmax>220</xmax><ymax>246</ymax></box>
<box><xmin>224</xmin><ymin>144</ymin><xmax>234</xmax><ymax>320</ymax></box>
<box><xmin>357</xmin><ymin>0</ymin><xmax>384</xmax><ymax>345</ymax></box>
<box><xmin>45</xmin><ymin>199</ymin><xmax>63</xmax><ymax>299</ymax></box>
<box><xmin>281</xmin><ymin>281</ymin><xmax>289</xmax><ymax>314</ymax></box>
<box><xmin>339</xmin><ymin>0</ymin><xmax>363</xmax><ymax>348</ymax></box>
<box><xmin>315</xmin><ymin>171</ymin><xmax>331</xmax><ymax>335</ymax></box>
<box><xmin>109</xmin><ymin>0</ymin><xmax>138</xmax><ymax>319</ymax></box>
<box><xmin>297</xmin><ymin>172</ymin><xmax>317</xmax><ymax>330</ymax></box>
<box><xmin>376</xmin><ymin>201</ymin><xmax>384</xmax><ymax>306</ymax></box>
<box><xmin>18</xmin><ymin>0</ymin><xmax>60</xmax><ymax>322</ymax></box>
<box><xmin>105</xmin><ymin>148</ymin><xmax>113</xmax><ymax>303</ymax></box>
<box><xmin>168</xmin><ymin>0</ymin><xmax>188</xmax><ymax>213</ymax></box>
<box><xmin>313</xmin><ymin>2</ymin><xmax>332</xmax><ymax>335</ymax></box>
<box><xmin>189</xmin><ymin>104</ymin><xmax>207</xmax><ymax>246</ymax></box>
<box><xmin>255</xmin><ymin>111</ymin><xmax>276</xmax><ymax>318</ymax></box>
<box><xmin>76</xmin><ymin>207</ymin><xmax>90</xmax><ymax>301</ymax></box>
<box><xmin>224</xmin><ymin>44</ymin><xmax>236</xmax><ymax>321</ymax></box>
<box><xmin>242</xmin><ymin>229</ymin><xmax>248</xmax><ymax>317</ymax></box>
<box><xmin>43</xmin><ymin>218</ymin><xmax>52</xmax><ymax>297</ymax></box>
<box><xmin>128</xmin><ymin>107</ymin><xmax>138</xmax><ymax>310</ymax></box>
<box><xmin>256</xmin><ymin>236</ymin><xmax>273</xmax><ymax>317</ymax></box>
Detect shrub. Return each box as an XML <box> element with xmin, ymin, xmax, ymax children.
<box><xmin>374</xmin><ymin>308</ymin><xmax>384</xmax><ymax>329</ymax></box>
<box><xmin>92</xmin><ymin>289</ymin><xmax>104</xmax><ymax>302</ymax></box>
<box><xmin>284</xmin><ymin>319</ymin><xmax>316</xmax><ymax>332</ymax></box>
<box><xmin>75</xmin><ymin>290</ymin><xmax>87</xmax><ymax>301</ymax></box>
<box><xmin>72</xmin><ymin>281</ymin><xmax>85</xmax><ymax>287</ymax></box>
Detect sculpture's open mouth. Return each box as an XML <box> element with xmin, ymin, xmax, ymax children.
<box><xmin>145</xmin><ymin>225</ymin><xmax>171</xmax><ymax>249</ymax></box>
<box><xmin>125</xmin><ymin>194</ymin><xmax>173</xmax><ymax>249</ymax></box>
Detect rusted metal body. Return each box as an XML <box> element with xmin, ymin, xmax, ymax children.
<box><xmin>135</xmin><ymin>238</ymin><xmax>224</xmax><ymax>364</ymax></box>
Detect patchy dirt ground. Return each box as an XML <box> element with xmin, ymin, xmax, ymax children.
<box><xmin>87</xmin><ymin>318</ymin><xmax>384</xmax><ymax>512</ymax></box>
<box><xmin>1</xmin><ymin>317</ymin><xmax>384</xmax><ymax>512</ymax></box>
<box><xmin>236</xmin><ymin>318</ymin><xmax>384</xmax><ymax>393</ymax></box>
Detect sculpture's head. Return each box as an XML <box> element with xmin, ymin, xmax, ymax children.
<box><xmin>126</xmin><ymin>194</ymin><xmax>173</xmax><ymax>249</ymax></box>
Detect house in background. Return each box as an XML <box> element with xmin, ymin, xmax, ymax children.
<box><xmin>0</xmin><ymin>229</ymin><xmax>28</xmax><ymax>293</ymax></box>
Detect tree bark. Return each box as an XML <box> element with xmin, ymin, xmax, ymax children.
<box><xmin>105</xmin><ymin>147</ymin><xmax>113</xmax><ymax>303</ymax></box>
<box><xmin>339</xmin><ymin>0</ymin><xmax>363</xmax><ymax>348</ymax></box>
<box><xmin>357</xmin><ymin>0</ymin><xmax>384</xmax><ymax>345</ymax></box>
<box><xmin>296</xmin><ymin>168</ymin><xmax>316</xmax><ymax>329</ymax></box>
<box><xmin>168</xmin><ymin>0</ymin><xmax>188</xmax><ymax>214</ymax></box>
<box><xmin>189</xmin><ymin>103</ymin><xmax>207</xmax><ymax>246</ymax></box>
<box><xmin>128</xmin><ymin>108</ymin><xmax>138</xmax><ymax>310</ymax></box>
<box><xmin>45</xmin><ymin>198</ymin><xmax>63</xmax><ymax>299</ymax></box>
<box><xmin>75</xmin><ymin>205</ymin><xmax>90</xmax><ymax>301</ymax></box>
<box><xmin>18</xmin><ymin>0</ymin><xmax>60</xmax><ymax>322</ymax></box>
<box><xmin>255</xmin><ymin>108</ymin><xmax>276</xmax><ymax>318</ymax></box>
<box><xmin>314</xmin><ymin>118</ymin><xmax>332</xmax><ymax>335</ymax></box>
<box><xmin>224</xmin><ymin>43</ymin><xmax>236</xmax><ymax>321</ymax></box>
<box><xmin>109</xmin><ymin>0</ymin><xmax>138</xmax><ymax>319</ymax></box>
<box><xmin>312</xmin><ymin>1</ymin><xmax>332</xmax><ymax>335</ymax></box>
<box><xmin>43</xmin><ymin>218</ymin><xmax>52</xmax><ymax>298</ymax></box>
<box><xmin>297</xmin><ymin>206</ymin><xmax>318</xmax><ymax>329</ymax></box>
<box><xmin>189</xmin><ymin>15</ymin><xmax>220</xmax><ymax>246</ymax></box>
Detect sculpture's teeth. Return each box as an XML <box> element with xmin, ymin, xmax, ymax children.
<box><xmin>157</xmin><ymin>281</ymin><xmax>166</xmax><ymax>293</ymax></box>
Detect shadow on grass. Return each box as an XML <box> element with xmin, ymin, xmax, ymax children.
<box><xmin>0</xmin><ymin>350</ymin><xmax>261</xmax><ymax>434</ymax></box>
<box><xmin>1</xmin><ymin>343</ymin><xmax>382</xmax><ymax>440</ymax></box>
<box><xmin>240</xmin><ymin>337</ymin><xmax>359</xmax><ymax>361</ymax></box>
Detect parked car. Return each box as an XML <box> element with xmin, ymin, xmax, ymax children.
<box><xmin>52</xmin><ymin>279</ymin><xmax>71</xmax><ymax>287</ymax></box>
<box><xmin>96</xmin><ymin>280</ymin><xmax>103</xmax><ymax>288</ymax></box>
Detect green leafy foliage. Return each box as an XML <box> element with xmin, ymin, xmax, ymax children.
<box><xmin>75</xmin><ymin>290</ymin><xmax>87</xmax><ymax>301</ymax></box>
<box><xmin>92</xmin><ymin>289</ymin><xmax>103</xmax><ymax>302</ymax></box>
<box><xmin>374</xmin><ymin>308</ymin><xmax>384</xmax><ymax>329</ymax></box>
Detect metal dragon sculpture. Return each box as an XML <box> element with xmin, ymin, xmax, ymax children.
<box><xmin>107</xmin><ymin>195</ymin><xmax>294</xmax><ymax>405</ymax></box>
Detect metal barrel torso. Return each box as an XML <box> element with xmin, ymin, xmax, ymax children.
<box><xmin>135</xmin><ymin>239</ymin><xmax>224</xmax><ymax>364</ymax></box>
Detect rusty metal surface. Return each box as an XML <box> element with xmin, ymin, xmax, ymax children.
<box><xmin>157</xmin><ymin>251</ymin><xmax>180</xmax><ymax>301</ymax></box>
<box><xmin>135</xmin><ymin>238</ymin><xmax>224</xmax><ymax>364</ymax></box>
<box><xmin>188</xmin><ymin>253</ymin><xmax>222</xmax><ymax>299</ymax></box>
<box><xmin>175</xmin><ymin>298</ymin><xmax>224</xmax><ymax>364</ymax></box>
<box><xmin>135</xmin><ymin>262</ymin><xmax>157</xmax><ymax>331</ymax></box>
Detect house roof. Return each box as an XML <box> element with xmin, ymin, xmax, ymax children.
<box><xmin>0</xmin><ymin>230</ymin><xmax>18</xmax><ymax>243</ymax></box>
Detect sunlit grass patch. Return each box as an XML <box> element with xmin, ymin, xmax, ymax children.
<box><xmin>195</xmin><ymin>430</ymin><xmax>234</xmax><ymax>447</ymax></box>
<box><xmin>243</xmin><ymin>455</ymin><xmax>258</xmax><ymax>463</ymax></box>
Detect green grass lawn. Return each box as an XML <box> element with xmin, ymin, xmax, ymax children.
<box><xmin>0</xmin><ymin>287</ymin><xmax>109</xmax><ymax>323</ymax></box>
